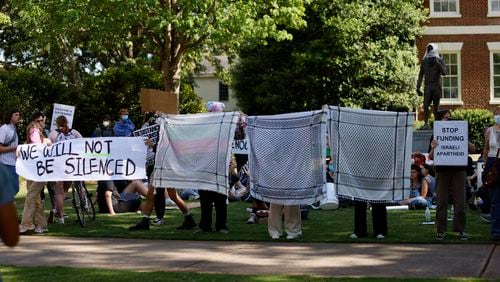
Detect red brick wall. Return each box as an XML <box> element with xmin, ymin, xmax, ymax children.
<box><xmin>423</xmin><ymin>0</ymin><xmax>500</xmax><ymax>26</ymax></box>
<box><xmin>417</xmin><ymin>35</ymin><xmax>500</xmax><ymax>112</ymax></box>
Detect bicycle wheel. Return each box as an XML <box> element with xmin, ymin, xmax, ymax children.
<box><xmin>72</xmin><ymin>182</ymin><xmax>86</xmax><ymax>227</ymax></box>
<box><xmin>81</xmin><ymin>183</ymin><xmax>96</xmax><ymax>222</ymax></box>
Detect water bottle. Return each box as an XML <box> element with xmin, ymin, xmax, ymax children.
<box><xmin>425</xmin><ymin>206</ymin><xmax>431</xmax><ymax>222</ymax></box>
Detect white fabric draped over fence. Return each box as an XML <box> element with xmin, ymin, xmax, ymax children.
<box><xmin>328</xmin><ymin>106</ymin><xmax>413</xmax><ymax>203</ymax></box>
<box><xmin>152</xmin><ymin>112</ymin><xmax>239</xmax><ymax>194</ymax></box>
<box><xmin>248</xmin><ymin>110</ymin><xmax>328</xmax><ymax>205</ymax></box>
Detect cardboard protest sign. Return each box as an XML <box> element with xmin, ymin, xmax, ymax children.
<box><xmin>433</xmin><ymin>121</ymin><xmax>468</xmax><ymax>166</ymax></box>
<box><xmin>133</xmin><ymin>124</ymin><xmax>160</xmax><ymax>166</ymax></box>
<box><xmin>16</xmin><ymin>137</ymin><xmax>147</xmax><ymax>181</ymax></box>
<box><xmin>50</xmin><ymin>103</ymin><xmax>75</xmax><ymax>131</ymax></box>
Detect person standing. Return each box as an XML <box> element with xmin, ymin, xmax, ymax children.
<box><xmin>429</xmin><ymin>110</ymin><xmax>475</xmax><ymax>240</ymax></box>
<box><xmin>350</xmin><ymin>201</ymin><xmax>387</xmax><ymax>239</ymax></box>
<box><xmin>113</xmin><ymin>108</ymin><xmax>135</xmax><ymax>137</ymax></box>
<box><xmin>416</xmin><ymin>43</ymin><xmax>447</xmax><ymax>129</ymax></box>
<box><xmin>0</xmin><ymin>108</ymin><xmax>21</xmax><ymax>195</ymax></box>
<box><xmin>482</xmin><ymin>107</ymin><xmax>500</xmax><ymax>241</ymax></box>
<box><xmin>19</xmin><ymin>112</ymin><xmax>50</xmax><ymax>234</ymax></box>
<box><xmin>48</xmin><ymin>115</ymin><xmax>83</xmax><ymax>223</ymax></box>
<box><xmin>0</xmin><ymin>162</ymin><xmax>19</xmax><ymax>247</ymax></box>
<box><xmin>92</xmin><ymin>114</ymin><xmax>114</xmax><ymax>137</ymax></box>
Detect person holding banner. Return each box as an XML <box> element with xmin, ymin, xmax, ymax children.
<box><xmin>429</xmin><ymin>111</ymin><xmax>475</xmax><ymax>241</ymax></box>
<box><xmin>49</xmin><ymin>115</ymin><xmax>83</xmax><ymax>224</ymax></box>
<box><xmin>0</xmin><ymin>107</ymin><xmax>21</xmax><ymax>195</ymax></box>
<box><xmin>481</xmin><ymin>107</ymin><xmax>500</xmax><ymax>241</ymax></box>
<box><xmin>129</xmin><ymin>113</ymin><xmax>197</xmax><ymax>231</ymax></box>
<box><xmin>19</xmin><ymin>112</ymin><xmax>50</xmax><ymax>234</ymax></box>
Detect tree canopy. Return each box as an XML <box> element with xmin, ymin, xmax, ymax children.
<box><xmin>5</xmin><ymin>0</ymin><xmax>309</xmax><ymax>94</ymax></box>
<box><xmin>231</xmin><ymin>0</ymin><xmax>427</xmax><ymax>115</ymax></box>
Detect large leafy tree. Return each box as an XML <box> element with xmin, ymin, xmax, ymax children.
<box><xmin>5</xmin><ymin>0</ymin><xmax>308</xmax><ymax>95</ymax></box>
<box><xmin>231</xmin><ymin>0</ymin><xmax>427</xmax><ymax>115</ymax></box>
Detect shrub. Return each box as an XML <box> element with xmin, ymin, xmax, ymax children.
<box><xmin>449</xmin><ymin>108</ymin><xmax>493</xmax><ymax>153</ymax></box>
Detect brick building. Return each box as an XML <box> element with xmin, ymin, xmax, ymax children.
<box><xmin>417</xmin><ymin>0</ymin><xmax>500</xmax><ymax>111</ymax></box>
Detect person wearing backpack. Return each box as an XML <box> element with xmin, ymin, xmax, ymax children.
<box><xmin>48</xmin><ymin>115</ymin><xmax>83</xmax><ymax>223</ymax></box>
<box><xmin>0</xmin><ymin>108</ymin><xmax>21</xmax><ymax>195</ymax></box>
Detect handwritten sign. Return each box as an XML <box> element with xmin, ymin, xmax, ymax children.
<box><xmin>50</xmin><ymin>103</ymin><xmax>75</xmax><ymax>131</ymax></box>
<box><xmin>433</xmin><ymin>121</ymin><xmax>468</xmax><ymax>166</ymax></box>
<box><xmin>232</xmin><ymin>138</ymin><xmax>249</xmax><ymax>154</ymax></box>
<box><xmin>16</xmin><ymin>137</ymin><xmax>147</xmax><ymax>181</ymax></box>
<box><xmin>133</xmin><ymin>124</ymin><xmax>160</xmax><ymax>166</ymax></box>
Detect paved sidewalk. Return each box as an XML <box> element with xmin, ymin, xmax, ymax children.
<box><xmin>1</xmin><ymin>236</ymin><xmax>499</xmax><ymax>279</ymax></box>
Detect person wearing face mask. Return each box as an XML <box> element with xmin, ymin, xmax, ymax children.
<box><xmin>481</xmin><ymin>107</ymin><xmax>500</xmax><ymax>241</ymax></box>
<box><xmin>113</xmin><ymin>108</ymin><xmax>135</xmax><ymax>137</ymax></box>
<box><xmin>429</xmin><ymin>109</ymin><xmax>476</xmax><ymax>241</ymax></box>
<box><xmin>93</xmin><ymin>114</ymin><xmax>114</xmax><ymax>137</ymax></box>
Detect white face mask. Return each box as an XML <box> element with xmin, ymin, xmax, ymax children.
<box><xmin>103</xmin><ymin>121</ymin><xmax>110</xmax><ymax>127</ymax></box>
<box><xmin>495</xmin><ymin>115</ymin><xmax>500</xmax><ymax>125</ymax></box>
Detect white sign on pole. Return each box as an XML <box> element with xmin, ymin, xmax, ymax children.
<box><xmin>433</xmin><ymin>121</ymin><xmax>468</xmax><ymax>166</ymax></box>
<box><xmin>231</xmin><ymin>137</ymin><xmax>249</xmax><ymax>155</ymax></box>
<box><xmin>15</xmin><ymin>137</ymin><xmax>147</xmax><ymax>181</ymax></box>
<box><xmin>50</xmin><ymin>103</ymin><xmax>75</xmax><ymax>131</ymax></box>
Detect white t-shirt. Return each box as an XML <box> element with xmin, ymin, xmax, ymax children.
<box><xmin>0</xmin><ymin>124</ymin><xmax>18</xmax><ymax>166</ymax></box>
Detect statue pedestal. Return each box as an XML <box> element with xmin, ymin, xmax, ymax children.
<box><xmin>412</xmin><ymin>129</ymin><xmax>433</xmax><ymax>153</ymax></box>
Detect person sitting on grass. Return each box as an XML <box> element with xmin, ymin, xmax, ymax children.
<box><xmin>400</xmin><ymin>164</ymin><xmax>431</xmax><ymax>209</ymax></box>
<box><xmin>97</xmin><ymin>180</ymin><xmax>147</xmax><ymax>215</ymax></box>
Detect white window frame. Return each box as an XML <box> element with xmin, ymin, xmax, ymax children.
<box><xmin>488</xmin><ymin>42</ymin><xmax>500</xmax><ymax>103</ymax></box>
<box><xmin>430</xmin><ymin>0</ymin><xmax>461</xmax><ymax>18</ymax></box>
<box><xmin>488</xmin><ymin>0</ymin><xmax>500</xmax><ymax>17</ymax></box>
<box><xmin>436</xmin><ymin>43</ymin><xmax>463</xmax><ymax>105</ymax></box>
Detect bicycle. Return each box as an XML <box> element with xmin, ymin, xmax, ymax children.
<box><xmin>71</xmin><ymin>181</ymin><xmax>96</xmax><ymax>227</ymax></box>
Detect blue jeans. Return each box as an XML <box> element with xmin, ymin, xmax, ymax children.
<box><xmin>409</xmin><ymin>197</ymin><xmax>430</xmax><ymax>209</ymax></box>
<box><xmin>5</xmin><ymin>164</ymin><xmax>19</xmax><ymax>195</ymax></box>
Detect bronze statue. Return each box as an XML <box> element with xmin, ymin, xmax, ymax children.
<box><xmin>416</xmin><ymin>43</ymin><xmax>447</xmax><ymax>129</ymax></box>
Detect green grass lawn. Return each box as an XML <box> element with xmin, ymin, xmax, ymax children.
<box><xmin>12</xmin><ymin>181</ymin><xmax>494</xmax><ymax>244</ymax></box>
<box><xmin>0</xmin><ymin>266</ymin><xmax>486</xmax><ymax>282</ymax></box>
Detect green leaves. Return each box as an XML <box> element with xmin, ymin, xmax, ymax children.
<box><xmin>232</xmin><ymin>0</ymin><xmax>427</xmax><ymax>114</ymax></box>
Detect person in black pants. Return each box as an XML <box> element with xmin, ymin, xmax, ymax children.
<box><xmin>351</xmin><ymin>201</ymin><xmax>387</xmax><ymax>239</ymax></box>
<box><xmin>198</xmin><ymin>190</ymin><xmax>228</xmax><ymax>233</ymax></box>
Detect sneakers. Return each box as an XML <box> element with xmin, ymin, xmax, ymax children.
<box><xmin>436</xmin><ymin>233</ymin><xmax>445</xmax><ymax>240</ymax></box>
<box><xmin>270</xmin><ymin>234</ymin><xmax>280</xmax><ymax>239</ymax></box>
<box><xmin>350</xmin><ymin>233</ymin><xmax>358</xmax><ymax>239</ymax></box>
<box><xmin>151</xmin><ymin>218</ymin><xmax>165</xmax><ymax>225</ymax></box>
<box><xmin>459</xmin><ymin>232</ymin><xmax>468</xmax><ymax>241</ymax></box>
<box><xmin>247</xmin><ymin>213</ymin><xmax>256</xmax><ymax>224</ymax></box>
<box><xmin>176</xmin><ymin>214</ymin><xmax>197</xmax><ymax>230</ymax></box>
<box><xmin>19</xmin><ymin>225</ymin><xmax>35</xmax><ymax>234</ymax></box>
<box><xmin>55</xmin><ymin>217</ymin><xmax>65</xmax><ymax>224</ymax></box>
<box><xmin>218</xmin><ymin>229</ymin><xmax>229</xmax><ymax>234</ymax></box>
<box><xmin>34</xmin><ymin>227</ymin><xmax>48</xmax><ymax>234</ymax></box>
<box><xmin>376</xmin><ymin>234</ymin><xmax>385</xmax><ymax>239</ymax></box>
<box><xmin>480</xmin><ymin>213</ymin><xmax>493</xmax><ymax>223</ymax></box>
<box><xmin>286</xmin><ymin>233</ymin><xmax>301</xmax><ymax>239</ymax></box>
<box><xmin>129</xmin><ymin>219</ymin><xmax>150</xmax><ymax>231</ymax></box>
